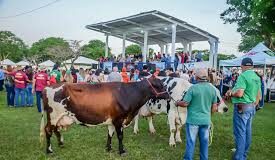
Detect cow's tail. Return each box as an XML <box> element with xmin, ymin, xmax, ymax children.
<box><xmin>39</xmin><ymin>91</ymin><xmax>46</xmax><ymax>147</ymax></box>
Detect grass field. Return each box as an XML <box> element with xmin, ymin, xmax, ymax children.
<box><xmin>0</xmin><ymin>91</ymin><xmax>275</xmax><ymax>160</ymax></box>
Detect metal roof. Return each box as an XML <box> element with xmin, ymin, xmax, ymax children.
<box><xmin>86</xmin><ymin>10</ymin><xmax>219</xmax><ymax>45</ymax></box>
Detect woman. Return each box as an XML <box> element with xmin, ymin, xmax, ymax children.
<box><xmin>121</xmin><ymin>67</ymin><xmax>129</xmax><ymax>83</ymax></box>
<box><xmin>25</xmin><ymin>66</ymin><xmax>34</xmax><ymax>107</ymax></box>
<box><xmin>4</xmin><ymin>65</ymin><xmax>15</xmax><ymax>107</ymax></box>
<box><xmin>64</xmin><ymin>70</ymin><xmax>74</xmax><ymax>83</ymax></box>
<box><xmin>77</xmin><ymin>68</ymin><xmax>85</xmax><ymax>83</ymax></box>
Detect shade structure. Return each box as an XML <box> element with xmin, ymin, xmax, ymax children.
<box><xmin>16</xmin><ymin>61</ymin><xmax>30</xmax><ymax>66</ymax></box>
<box><xmin>0</xmin><ymin>59</ymin><xmax>16</xmax><ymax>66</ymax></box>
<box><xmin>63</xmin><ymin>56</ymin><xmax>98</xmax><ymax>65</ymax></box>
<box><xmin>38</xmin><ymin>60</ymin><xmax>55</xmax><ymax>67</ymax></box>
<box><xmin>86</xmin><ymin>10</ymin><xmax>219</xmax><ymax>68</ymax></box>
<box><xmin>220</xmin><ymin>43</ymin><xmax>275</xmax><ymax>67</ymax></box>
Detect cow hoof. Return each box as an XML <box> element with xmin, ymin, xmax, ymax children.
<box><xmin>119</xmin><ymin>150</ymin><xmax>127</xmax><ymax>156</ymax></box>
<box><xmin>176</xmin><ymin>140</ymin><xmax>182</xmax><ymax>143</ymax></box>
<box><xmin>46</xmin><ymin>150</ymin><xmax>53</xmax><ymax>154</ymax></box>
<box><xmin>58</xmin><ymin>142</ymin><xmax>64</xmax><ymax>148</ymax></box>
<box><xmin>106</xmin><ymin>146</ymin><xmax>112</xmax><ymax>152</ymax></box>
<box><xmin>169</xmin><ymin>143</ymin><xmax>176</xmax><ymax>147</ymax></box>
<box><xmin>149</xmin><ymin>129</ymin><xmax>156</xmax><ymax>134</ymax></box>
<box><xmin>133</xmin><ymin>129</ymin><xmax>139</xmax><ymax>134</ymax></box>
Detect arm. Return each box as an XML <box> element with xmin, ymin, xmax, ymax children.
<box><xmin>211</xmin><ymin>103</ymin><xmax>218</xmax><ymax>113</ymax></box>
<box><xmin>32</xmin><ymin>78</ymin><xmax>36</xmax><ymax>94</ymax></box>
<box><xmin>176</xmin><ymin>101</ymin><xmax>189</xmax><ymax>107</ymax></box>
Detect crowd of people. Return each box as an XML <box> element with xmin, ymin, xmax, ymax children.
<box><xmin>98</xmin><ymin>51</ymin><xmax>204</xmax><ymax>71</ymax></box>
<box><xmin>0</xmin><ymin>56</ymin><xmax>272</xmax><ymax>159</ymax></box>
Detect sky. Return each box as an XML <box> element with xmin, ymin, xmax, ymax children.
<box><xmin>0</xmin><ymin>0</ymin><xmax>242</xmax><ymax>56</ymax></box>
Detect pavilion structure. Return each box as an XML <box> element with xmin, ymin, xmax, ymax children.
<box><xmin>86</xmin><ymin>10</ymin><xmax>219</xmax><ymax>68</ymax></box>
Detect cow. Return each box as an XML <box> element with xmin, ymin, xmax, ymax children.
<box><xmin>40</xmin><ymin>76</ymin><xmax>169</xmax><ymax>155</ymax></box>
<box><xmin>133</xmin><ymin>77</ymin><xmax>228</xmax><ymax>146</ymax></box>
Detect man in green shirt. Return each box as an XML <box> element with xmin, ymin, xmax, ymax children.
<box><xmin>226</xmin><ymin>57</ymin><xmax>261</xmax><ymax>160</ymax></box>
<box><xmin>176</xmin><ymin>68</ymin><xmax>218</xmax><ymax>160</ymax></box>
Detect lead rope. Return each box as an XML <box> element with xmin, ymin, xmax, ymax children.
<box><xmin>209</xmin><ymin>122</ymin><xmax>214</xmax><ymax>146</ymax></box>
<box><xmin>168</xmin><ymin>93</ymin><xmax>184</xmax><ymax>126</ymax></box>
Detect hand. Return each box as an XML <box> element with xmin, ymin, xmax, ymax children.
<box><xmin>32</xmin><ymin>89</ymin><xmax>35</xmax><ymax>94</ymax></box>
<box><xmin>225</xmin><ymin>90</ymin><xmax>232</xmax><ymax>97</ymax></box>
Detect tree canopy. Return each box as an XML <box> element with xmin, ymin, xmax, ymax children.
<box><xmin>81</xmin><ymin>39</ymin><xmax>110</xmax><ymax>60</ymax></box>
<box><xmin>29</xmin><ymin>37</ymin><xmax>69</xmax><ymax>62</ymax></box>
<box><xmin>125</xmin><ymin>44</ymin><xmax>142</xmax><ymax>55</ymax></box>
<box><xmin>221</xmin><ymin>0</ymin><xmax>275</xmax><ymax>51</ymax></box>
<box><xmin>0</xmin><ymin>31</ymin><xmax>28</xmax><ymax>61</ymax></box>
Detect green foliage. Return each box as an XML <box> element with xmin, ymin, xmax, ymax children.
<box><xmin>82</xmin><ymin>40</ymin><xmax>110</xmax><ymax>60</ymax></box>
<box><xmin>221</xmin><ymin>0</ymin><xmax>275</xmax><ymax>51</ymax></box>
<box><xmin>29</xmin><ymin>37</ymin><xmax>69</xmax><ymax>62</ymax></box>
<box><xmin>125</xmin><ymin>44</ymin><xmax>142</xmax><ymax>55</ymax></box>
<box><xmin>0</xmin><ymin>31</ymin><xmax>28</xmax><ymax>61</ymax></box>
<box><xmin>0</xmin><ymin>91</ymin><xmax>275</xmax><ymax>159</ymax></box>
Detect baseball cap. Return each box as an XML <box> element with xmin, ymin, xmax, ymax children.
<box><xmin>241</xmin><ymin>57</ymin><xmax>253</xmax><ymax>66</ymax></box>
<box><xmin>195</xmin><ymin>68</ymin><xmax>208</xmax><ymax>80</ymax></box>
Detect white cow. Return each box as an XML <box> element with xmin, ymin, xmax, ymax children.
<box><xmin>133</xmin><ymin>77</ymin><xmax>228</xmax><ymax>146</ymax></box>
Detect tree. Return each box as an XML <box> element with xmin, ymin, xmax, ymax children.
<box><xmin>0</xmin><ymin>31</ymin><xmax>28</xmax><ymax>61</ymax></box>
<box><xmin>125</xmin><ymin>44</ymin><xmax>142</xmax><ymax>55</ymax></box>
<box><xmin>81</xmin><ymin>39</ymin><xmax>110</xmax><ymax>60</ymax></box>
<box><xmin>221</xmin><ymin>0</ymin><xmax>275</xmax><ymax>51</ymax></box>
<box><xmin>47</xmin><ymin>40</ymin><xmax>82</xmax><ymax>69</ymax></box>
<box><xmin>201</xmin><ymin>51</ymin><xmax>236</xmax><ymax>66</ymax></box>
<box><xmin>29</xmin><ymin>37</ymin><xmax>69</xmax><ymax>63</ymax></box>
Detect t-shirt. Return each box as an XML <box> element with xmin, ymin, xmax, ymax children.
<box><xmin>183</xmin><ymin>82</ymin><xmax>217</xmax><ymax>125</ymax></box>
<box><xmin>50</xmin><ymin>70</ymin><xmax>61</xmax><ymax>82</ymax></box>
<box><xmin>107</xmin><ymin>72</ymin><xmax>122</xmax><ymax>82</ymax></box>
<box><xmin>13</xmin><ymin>71</ymin><xmax>28</xmax><ymax>89</ymax></box>
<box><xmin>232</xmin><ymin>70</ymin><xmax>261</xmax><ymax>104</ymax></box>
<box><xmin>34</xmin><ymin>72</ymin><xmax>48</xmax><ymax>91</ymax></box>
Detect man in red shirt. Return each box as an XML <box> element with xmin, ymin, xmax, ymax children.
<box><xmin>13</xmin><ymin>66</ymin><xmax>29</xmax><ymax>107</ymax></box>
<box><xmin>32</xmin><ymin>66</ymin><xmax>49</xmax><ymax>112</ymax></box>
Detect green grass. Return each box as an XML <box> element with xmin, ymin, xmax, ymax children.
<box><xmin>0</xmin><ymin>91</ymin><xmax>274</xmax><ymax>160</ymax></box>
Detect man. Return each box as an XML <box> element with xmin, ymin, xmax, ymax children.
<box><xmin>32</xmin><ymin>66</ymin><xmax>49</xmax><ymax>112</ymax></box>
<box><xmin>139</xmin><ymin>65</ymin><xmax>151</xmax><ymax>80</ymax></box>
<box><xmin>107</xmin><ymin>66</ymin><xmax>122</xmax><ymax>82</ymax></box>
<box><xmin>176</xmin><ymin>68</ymin><xmax>217</xmax><ymax>160</ymax></box>
<box><xmin>226</xmin><ymin>57</ymin><xmax>261</xmax><ymax>160</ymax></box>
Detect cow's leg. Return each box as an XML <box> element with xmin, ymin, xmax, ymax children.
<box><xmin>168</xmin><ymin>111</ymin><xmax>176</xmax><ymax>147</ymax></box>
<box><xmin>106</xmin><ymin>125</ymin><xmax>115</xmax><ymax>152</ymax></box>
<box><xmin>175</xmin><ymin>124</ymin><xmax>182</xmax><ymax>143</ymax></box>
<box><xmin>115</xmin><ymin>125</ymin><xmax>126</xmax><ymax>155</ymax></box>
<box><xmin>133</xmin><ymin>115</ymin><xmax>139</xmax><ymax>134</ymax></box>
<box><xmin>45</xmin><ymin>123</ymin><xmax>53</xmax><ymax>154</ymax></box>
<box><xmin>54</xmin><ymin>127</ymin><xmax>64</xmax><ymax>147</ymax></box>
<box><xmin>148</xmin><ymin>116</ymin><xmax>156</xmax><ymax>134</ymax></box>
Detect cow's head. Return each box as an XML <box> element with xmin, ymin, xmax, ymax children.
<box><xmin>217</xmin><ymin>99</ymin><xmax>229</xmax><ymax>113</ymax></box>
<box><xmin>147</xmin><ymin>75</ymin><xmax>170</xmax><ymax>100</ymax></box>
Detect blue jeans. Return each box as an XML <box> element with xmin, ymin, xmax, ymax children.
<box><xmin>233</xmin><ymin>104</ymin><xmax>255</xmax><ymax>160</ymax></box>
<box><xmin>5</xmin><ymin>85</ymin><xmax>15</xmax><ymax>106</ymax></box>
<box><xmin>184</xmin><ymin>123</ymin><xmax>210</xmax><ymax>160</ymax></box>
<box><xmin>36</xmin><ymin>91</ymin><xmax>43</xmax><ymax>112</ymax></box>
<box><xmin>26</xmin><ymin>83</ymin><xmax>33</xmax><ymax>106</ymax></box>
<box><xmin>14</xmin><ymin>87</ymin><xmax>26</xmax><ymax>107</ymax></box>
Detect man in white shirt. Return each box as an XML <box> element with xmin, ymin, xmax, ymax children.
<box><xmin>107</xmin><ymin>66</ymin><xmax>122</xmax><ymax>82</ymax></box>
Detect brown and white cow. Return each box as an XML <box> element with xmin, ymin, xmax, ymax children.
<box><xmin>40</xmin><ymin>76</ymin><xmax>169</xmax><ymax>155</ymax></box>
